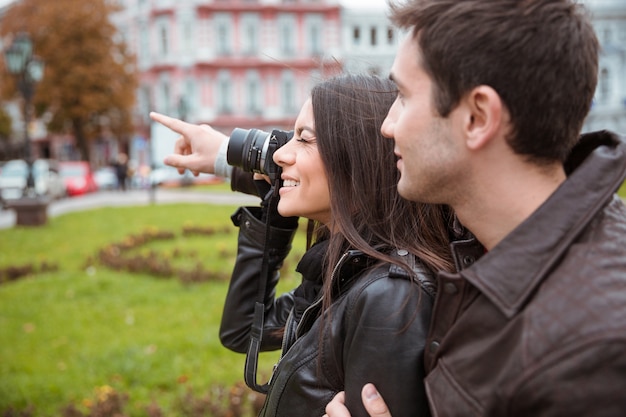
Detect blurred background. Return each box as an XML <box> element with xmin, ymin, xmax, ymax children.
<box><xmin>0</xmin><ymin>1</ymin><xmax>624</xmax><ymax>415</ymax></box>
<box><xmin>0</xmin><ymin>0</ymin><xmax>624</xmax><ymax>194</ymax></box>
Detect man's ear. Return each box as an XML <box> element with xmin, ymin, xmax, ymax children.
<box><xmin>462</xmin><ymin>85</ymin><xmax>504</xmax><ymax>151</ymax></box>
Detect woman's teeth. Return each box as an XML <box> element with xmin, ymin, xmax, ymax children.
<box><xmin>283</xmin><ymin>179</ymin><xmax>300</xmax><ymax>187</ymax></box>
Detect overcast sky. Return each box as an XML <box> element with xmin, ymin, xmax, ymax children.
<box><xmin>341</xmin><ymin>0</ymin><xmax>387</xmax><ymax>9</ymax></box>
<box><xmin>0</xmin><ymin>0</ymin><xmax>388</xmax><ymax>10</ymax></box>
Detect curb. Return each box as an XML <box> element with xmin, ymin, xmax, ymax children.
<box><xmin>0</xmin><ymin>189</ymin><xmax>260</xmax><ymax>230</ymax></box>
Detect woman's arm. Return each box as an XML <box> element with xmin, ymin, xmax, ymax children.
<box><xmin>219</xmin><ymin>205</ymin><xmax>299</xmax><ymax>353</ymax></box>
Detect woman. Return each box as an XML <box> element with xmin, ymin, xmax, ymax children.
<box><xmin>150</xmin><ymin>74</ymin><xmax>453</xmax><ymax>417</ymax></box>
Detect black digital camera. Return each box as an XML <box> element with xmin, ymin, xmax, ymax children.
<box><xmin>226</xmin><ymin>128</ymin><xmax>291</xmax><ymax>182</ymax></box>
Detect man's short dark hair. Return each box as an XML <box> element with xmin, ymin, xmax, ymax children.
<box><xmin>390</xmin><ymin>0</ymin><xmax>599</xmax><ymax>163</ymax></box>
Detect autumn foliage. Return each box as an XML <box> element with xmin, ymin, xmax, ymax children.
<box><xmin>0</xmin><ymin>0</ymin><xmax>137</xmax><ymax>160</ymax></box>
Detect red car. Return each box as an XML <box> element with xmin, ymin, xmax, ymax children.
<box><xmin>59</xmin><ymin>161</ymin><xmax>98</xmax><ymax>196</ymax></box>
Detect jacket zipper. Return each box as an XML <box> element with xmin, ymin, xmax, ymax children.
<box><xmin>269</xmin><ymin>250</ymin><xmax>353</xmax><ymax>385</ymax></box>
<box><xmin>295</xmin><ymin>250</ymin><xmax>351</xmax><ymax>337</ymax></box>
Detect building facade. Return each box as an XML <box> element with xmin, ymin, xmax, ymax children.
<box><xmin>340</xmin><ymin>6</ymin><xmax>401</xmax><ymax>77</ymax></box>
<box><xmin>113</xmin><ymin>0</ymin><xmax>343</xmax><ymax>135</ymax></box>
<box><xmin>1</xmin><ymin>0</ymin><xmax>624</xmax><ymax>166</ymax></box>
<box><xmin>581</xmin><ymin>0</ymin><xmax>626</xmax><ymax>135</ymax></box>
<box><xmin>112</xmin><ymin>0</ymin><xmax>626</xmax><ymax>168</ymax></box>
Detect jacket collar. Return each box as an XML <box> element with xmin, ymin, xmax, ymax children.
<box><xmin>458</xmin><ymin>130</ymin><xmax>626</xmax><ymax>318</ymax></box>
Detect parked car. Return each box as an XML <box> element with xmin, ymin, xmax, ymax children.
<box><xmin>94</xmin><ymin>166</ymin><xmax>118</xmax><ymax>190</ymax></box>
<box><xmin>0</xmin><ymin>159</ymin><xmax>67</xmax><ymax>207</ymax></box>
<box><xmin>59</xmin><ymin>161</ymin><xmax>98</xmax><ymax>196</ymax></box>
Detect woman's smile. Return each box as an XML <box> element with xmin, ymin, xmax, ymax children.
<box><xmin>272</xmin><ymin>99</ymin><xmax>331</xmax><ymax>224</ymax></box>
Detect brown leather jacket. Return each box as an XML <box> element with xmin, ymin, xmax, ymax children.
<box><xmin>424</xmin><ymin>130</ymin><xmax>626</xmax><ymax>416</ymax></box>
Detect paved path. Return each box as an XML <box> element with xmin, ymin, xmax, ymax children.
<box><xmin>0</xmin><ymin>188</ymin><xmax>259</xmax><ymax>230</ymax></box>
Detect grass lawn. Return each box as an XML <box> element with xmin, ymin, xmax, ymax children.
<box><xmin>0</xmin><ymin>202</ymin><xmax>307</xmax><ymax>416</ymax></box>
<box><xmin>2</xmin><ymin>179</ymin><xmax>624</xmax><ymax>416</ymax></box>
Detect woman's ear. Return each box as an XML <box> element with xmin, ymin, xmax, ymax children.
<box><xmin>462</xmin><ymin>85</ymin><xmax>504</xmax><ymax>151</ymax></box>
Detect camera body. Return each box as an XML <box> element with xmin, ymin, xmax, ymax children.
<box><xmin>227</xmin><ymin>128</ymin><xmax>291</xmax><ymax>182</ymax></box>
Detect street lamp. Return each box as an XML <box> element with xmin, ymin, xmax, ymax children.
<box><xmin>3</xmin><ymin>32</ymin><xmax>48</xmax><ymax>226</ymax></box>
<box><xmin>177</xmin><ymin>96</ymin><xmax>193</xmax><ymax>186</ymax></box>
<box><xmin>3</xmin><ymin>32</ymin><xmax>45</xmax><ymax>197</ymax></box>
<box><xmin>177</xmin><ymin>96</ymin><xmax>188</xmax><ymax>122</ymax></box>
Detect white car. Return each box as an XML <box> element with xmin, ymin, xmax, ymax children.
<box><xmin>0</xmin><ymin>159</ymin><xmax>66</xmax><ymax>207</ymax></box>
<box><xmin>94</xmin><ymin>166</ymin><xmax>119</xmax><ymax>190</ymax></box>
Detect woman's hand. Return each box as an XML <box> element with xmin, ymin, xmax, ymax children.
<box><xmin>149</xmin><ymin>111</ymin><xmax>228</xmax><ymax>175</ymax></box>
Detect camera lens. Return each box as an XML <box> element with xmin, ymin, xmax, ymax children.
<box><xmin>227</xmin><ymin>128</ymin><xmax>270</xmax><ymax>174</ymax></box>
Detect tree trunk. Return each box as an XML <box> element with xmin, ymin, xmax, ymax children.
<box><xmin>72</xmin><ymin>118</ymin><xmax>90</xmax><ymax>161</ymax></box>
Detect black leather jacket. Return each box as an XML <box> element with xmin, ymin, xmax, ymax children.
<box><xmin>220</xmin><ymin>205</ymin><xmax>436</xmax><ymax>417</ymax></box>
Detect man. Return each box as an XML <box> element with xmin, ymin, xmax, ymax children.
<box><xmin>325</xmin><ymin>0</ymin><xmax>626</xmax><ymax>416</ymax></box>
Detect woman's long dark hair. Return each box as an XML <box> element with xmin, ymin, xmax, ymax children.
<box><xmin>310</xmin><ymin>74</ymin><xmax>454</xmax><ymax>313</ymax></box>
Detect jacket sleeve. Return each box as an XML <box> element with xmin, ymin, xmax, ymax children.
<box><xmin>219</xmin><ymin>205</ymin><xmax>299</xmax><ymax>353</ymax></box>
<box><xmin>341</xmin><ymin>267</ymin><xmax>434</xmax><ymax>417</ymax></box>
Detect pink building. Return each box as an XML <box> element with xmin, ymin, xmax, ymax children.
<box><xmin>113</xmin><ymin>0</ymin><xmax>344</xmax><ymax>156</ymax></box>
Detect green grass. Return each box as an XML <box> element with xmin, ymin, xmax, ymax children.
<box><xmin>619</xmin><ymin>180</ymin><xmax>626</xmax><ymax>198</ymax></box>
<box><xmin>3</xmin><ymin>180</ymin><xmax>623</xmax><ymax>416</ymax></box>
<box><xmin>0</xmin><ymin>203</ymin><xmax>306</xmax><ymax>416</ymax></box>
<box><xmin>164</xmin><ymin>180</ymin><xmax>233</xmax><ymax>193</ymax></box>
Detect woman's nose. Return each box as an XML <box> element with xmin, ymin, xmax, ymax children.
<box><xmin>273</xmin><ymin>139</ymin><xmax>295</xmax><ymax>167</ymax></box>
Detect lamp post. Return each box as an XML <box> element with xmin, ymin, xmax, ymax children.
<box><xmin>3</xmin><ymin>32</ymin><xmax>47</xmax><ymax>226</ymax></box>
<box><xmin>177</xmin><ymin>96</ymin><xmax>193</xmax><ymax>186</ymax></box>
<box><xmin>4</xmin><ymin>33</ymin><xmax>44</xmax><ymax>196</ymax></box>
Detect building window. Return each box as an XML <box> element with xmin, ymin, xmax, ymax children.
<box><xmin>279</xmin><ymin>14</ymin><xmax>296</xmax><ymax>56</ymax></box>
<box><xmin>139</xmin><ymin>25</ymin><xmax>149</xmax><ymax>66</ymax></box>
<box><xmin>598</xmin><ymin>68</ymin><xmax>610</xmax><ymax>104</ymax></box>
<box><xmin>215</xmin><ymin>13</ymin><xmax>233</xmax><ymax>56</ymax></box>
<box><xmin>161</xmin><ymin>82</ymin><xmax>171</xmax><ymax>114</ymax></box>
<box><xmin>353</xmin><ymin>26</ymin><xmax>360</xmax><ymax>46</ymax></box>
<box><xmin>217</xmin><ymin>72</ymin><xmax>232</xmax><ymax>113</ymax></box>
<box><xmin>160</xmin><ymin>25</ymin><xmax>169</xmax><ymax>55</ymax></box>
<box><xmin>602</xmin><ymin>27</ymin><xmax>612</xmax><ymax>44</ymax></box>
<box><xmin>310</xmin><ymin>24</ymin><xmax>321</xmax><ymax>55</ymax></box>
<box><xmin>241</xmin><ymin>13</ymin><xmax>259</xmax><ymax>55</ymax></box>
<box><xmin>387</xmin><ymin>27</ymin><xmax>394</xmax><ymax>45</ymax></box>
<box><xmin>140</xmin><ymin>85</ymin><xmax>151</xmax><ymax>119</ymax></box>
<box><xmin>217</xmin><ymin>25</ymin><xmax>229</xmax><ymax>55</ymax></box>
<box><xmin>282</xmin><ymin>71</ymin><xmax>296</xmax><ymax>112</ymax></box>
<box><xmin>199</xmin><ymin>16</ymin><xmax>211</xmax><ymax>49</ymax></box>
<box><xmin>246</xmin><ymin>71</ymin><xmax>261</xmax><ymax>113</ymax></box>
<box><xmin>307</xmin><ymin>14</ymin><xmax>323</xmax><ymax>55</ymax></box>
<box><xmin>370</xmin><ymin>27</ymin><xmax>377</xmax><ymax>46</ymax></box>
<box><xmin>181</xmin><ymin>17</ymin><xmax>193</xmax><ymax>54</ymax></box>
<box><xmin>183</xmin><ymin>79</ymin><xmax>195</xmax><ymax>118</ymax></box>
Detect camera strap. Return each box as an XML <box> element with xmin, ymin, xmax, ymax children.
<box><xmin>243</xmin><ymin>178</ymin><xmax>281</xmax><ymax>394</ymax></box>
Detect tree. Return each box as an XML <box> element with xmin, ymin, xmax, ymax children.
<box><xmin>0</xmin><ymin>106</ymin><xmax>11</xmax><ymax>141</ymax></box>
<box><xmin>0</xmin><ymin>0</ymin><xmax>137</xmax><ymax>161</ymax></box>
